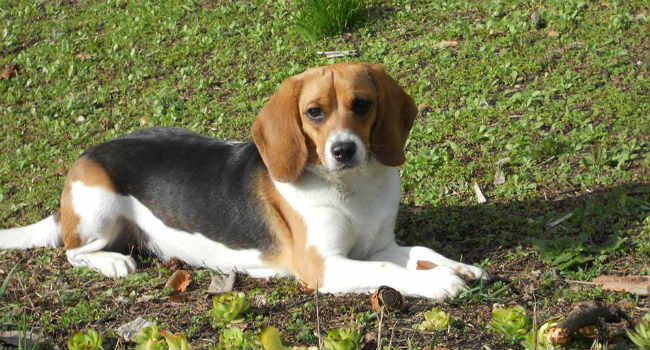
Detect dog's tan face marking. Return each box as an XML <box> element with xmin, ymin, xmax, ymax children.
<box><xmin>255</xmin><ymin>168</ymin><xmax>324</xmax><ymax>289</ymax></box>
<box><xmin>297</xmin><ymin>65</ymin><xmax>378</xmax><ymax>167</ymax></box>
<box><xmin>60</xmin><ymin>157</ymin><xmax>117</xmax><ymax>249</ymax></box>
<box><xmin>253</xmin><ymin>63</ymin><xmax>417</xmax><ymax>181</ymax></box>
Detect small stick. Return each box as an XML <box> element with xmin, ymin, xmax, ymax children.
<box><xmin>564</xmin><ymin>279</ymin><xmax>596</xmax><ymax>285</ymax></box>
<box><xmin>546</xmin><ymin>301</ymin><xmax>628</xmax><ymax>345</ymax></box>
<box><xmin>377</xmin><ymin>306</ymin><xmax>384</xmax><ymax>350</ymax></box>
<box><xmin>532</xmin><ymin>292</ymin><xmax>538</xmax><ymax>350</ymax></box>
<box><xmin>315</xmin><ymin>282</ymin><xmax>322</xmax><ymax>350</ymax></box>
<box><xmin>547</xmin><ymin>213</ymin><xmax>573</xmax><ymax>228</ymax></box>
<box><xmin>387</xmin><ymin>321</ymin><xmax>396</xmax><ymax>350</ymax></box>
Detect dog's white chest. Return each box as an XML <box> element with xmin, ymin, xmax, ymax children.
<box><xmin>273</xmin><ymin>163</ymin><xmax>401</xmax><ymax>258</ymax></box>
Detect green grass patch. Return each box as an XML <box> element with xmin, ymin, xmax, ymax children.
<box><xmin>290</xmin><ymin>0</ymin><xmax>372</xmax><ymax>42</ymax></box>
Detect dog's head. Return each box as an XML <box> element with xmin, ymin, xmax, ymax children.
<box><xmin>253</xmin><ymin>63</ymin><xmax>417</xmax><ymax>182</ymax></box>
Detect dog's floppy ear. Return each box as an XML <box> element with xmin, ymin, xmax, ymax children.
<box><xmin>367</xmin><ymin>64</ymin><xmax>418</xmax><ymax>166</ymax></box>
<box><xmin>253</xmin><ymin>76</ymin><xmax>308</xmax><ymax>182</ymax></box>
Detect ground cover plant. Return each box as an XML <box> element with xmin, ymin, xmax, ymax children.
<box><xmin>1</xmin><ymin>0</ymin><xmax>649</xmax><ymax>348</ymax></box>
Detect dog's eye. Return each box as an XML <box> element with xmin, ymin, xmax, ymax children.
<box><xmin>352</xmin><ymin>98</ymin><xmax>372</xmax><ymax>116</ymax></box>
<box><xmin>306</xmin><ymin>107</ymin><xmax>325</xmax><ymax>121</ymax></box>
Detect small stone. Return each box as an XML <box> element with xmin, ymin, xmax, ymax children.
<box><xmin>116</xmin><ymin>317</ymin><xmax>153</xmax><ymax>341</ymax></box>
<box><xmin>207</xmin><ymin>270</ymin><xmax>236</xmax><ymax>295</ymax></box>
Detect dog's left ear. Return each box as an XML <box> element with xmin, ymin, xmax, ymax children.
<box><xmin>252</xmin><ymin>76</ymin><xmax>308</xmax><ymax>182</ymax></box>
<box><xmin>367</xmin><ymin>64</ymin><xmax>418</xmax><ymax>166</ymax></box>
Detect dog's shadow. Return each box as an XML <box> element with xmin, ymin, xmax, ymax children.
<box><xmin>395</xmin><ymin>182</ymin><xmax>650</xmax><ymax>271</ymax></box>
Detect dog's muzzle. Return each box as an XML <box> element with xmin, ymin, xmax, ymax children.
<box><xmin>325</xmin><ymin>130</ymin><xmax>367</xmax><ymax>171</ymax></box>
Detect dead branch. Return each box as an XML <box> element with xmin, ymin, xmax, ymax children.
<box><xmin>547</xmin><ymin>301</ymin><xmax>629</xmax><ymax>345</ymax></box>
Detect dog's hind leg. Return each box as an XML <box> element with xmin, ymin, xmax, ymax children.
<box><xmin>60</xmin><ymin>157</ymin><xmax>137</xmax><ymax>278</ymax></box>
<box><xmin>65</xmin><ymin>238</ymin><xmax>136</xmax><ymax>278</ymax></box>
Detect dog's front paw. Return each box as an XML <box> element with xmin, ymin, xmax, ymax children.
<box><xmin>417</xmin><ymin>266</ymin><xmax>468</xmax><ymax>300</ymax></box>
<box><xmin>453</xmin><ymin>263</ymin><xmax>487</xmax><ymax>282</ymax></box>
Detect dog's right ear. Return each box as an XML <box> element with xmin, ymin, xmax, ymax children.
<box><xmin>253</xmin><ymin>77</ymin><xmax>308</xmax><ymax>182</ymax></box>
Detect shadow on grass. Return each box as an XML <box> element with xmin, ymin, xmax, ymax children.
<box><xmin>396</xmin><ymin>182</ymin><xmax>650</xmax><ymax>269</ymax></box>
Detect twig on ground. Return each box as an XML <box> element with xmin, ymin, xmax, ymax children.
<box><xmin>546</xmin><ymin>301</ymin><xmax>629</xmax><ymax>345</ymax></box>
<box><xmin>564</xmin><ymin>279</ymin><xmax>596</xmax><ymax>285</ymax></box>
<box><xmin>315</xmin><ymin>283</ymin><xmax>322</xmax><ymax>350</ymax></box>
<box><xmin>533</xmin><ymin>292</ymin><xmax>538</xmax><ymax>350</ymax></box>
<box><xmin>377</xmin><ymin>306</ymin><xmax>384</xmax><ymax>350</ymax></box>
<box><xmin>316</xmin><ymin>50</ymin><xmax>358</xmax><ymax>58</ymax></box>
<box><xmin>547</xmin><ymin>213</ymin><xmax>573</xmax><ymax>228</ymax></box>
<box><xmin>387</xmin><ymin>321</ymin><xmax>396</xmax><ymax>350</ymax></box>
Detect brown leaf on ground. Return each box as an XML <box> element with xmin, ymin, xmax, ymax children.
<box><xmin>593</xmin><ymin>275</ymin><xmax>650</xmax><ymax>296</ymax></box>
<box><xmin>1</xmin><ymin>65</ymin><xmax>18</xmax><ymax>79</ymax></box>
<box><xmin>165</xmin><ymin>270</ymin><xmax>191</xmax><ymax>293</ymax></box>
<box><xmin>416</xmin><ymin>260</ymin><xmax>437</xmax><ymax>270</ymax></box>
<box><xmin>547</xmin><ymin>29</ymin><xmax>559</xmax><ymax>38</ymax></box>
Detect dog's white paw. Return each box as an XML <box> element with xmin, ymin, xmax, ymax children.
<box><xmin>69</xmin><ymin>251</ymin><xmax>137</xmax><ymax>278</ymax></box>
<box><xmin>416</xmin><ymin>265</ymin><xmax>469</xmax><ymax>300</ymax></box>
<box><xmin>453</xmin><ymin>263</ymin><xmax>487</xmax><ymax>282</ymax></box>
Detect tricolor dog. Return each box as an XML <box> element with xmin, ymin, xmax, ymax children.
<box><xmin>0</xmin><ymin>63</ymin><xmax>485</xmax><ymax>299</ymax></box>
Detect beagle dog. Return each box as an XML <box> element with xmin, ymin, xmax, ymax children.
<box><xmin>0</xmin><ymin>63</ymin><xmax>485</xmax><ymax>299</ymax></box>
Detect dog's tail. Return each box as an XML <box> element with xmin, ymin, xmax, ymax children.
<box><xmin>0</xmin><ymin>215</ymin><xmax>62</xmax><ymax>249</ymax></box>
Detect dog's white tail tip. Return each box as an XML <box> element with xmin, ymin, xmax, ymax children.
<box><xmin>0</xmin><ymin>215</ymin><xmax>62</xmax><ymax>249</ymax></box>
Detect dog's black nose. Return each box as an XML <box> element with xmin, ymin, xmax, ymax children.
<box><xmin>331</xmin><ymin>141</ymin><xmax>356</xmax><ymax>163</ymax></box>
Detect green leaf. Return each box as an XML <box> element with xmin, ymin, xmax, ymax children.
<box><xmin>489</xmin><ymin>305</ymin><xmax>530</xmax><ymax>343</ymax></box>
<box><xmin>261</xmin><ymin>327</ymin><xmax>285</xmax><ymax>350</ymax></box>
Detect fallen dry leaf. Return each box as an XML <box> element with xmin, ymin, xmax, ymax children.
<box><xmin>1</xmin><ymin>65</ymin><xmax>18</xmax><ymax>79</ymax></box>
<box><xmin>547</xmin><ymin>29</ymin><xmax>559</xmax><ymax>38</ymax></box>
<box><xmin>165</xmin><ymin>270</ymin><xmax>191</xmax><ymax>293</ymax></box>
<box><xmin>593</xmin><ymin>275</ymin><xmax>649</xmax><ymax>296</ymax></box>
<box><xmin>435</xmin><ymin>40</ymin><xmax>459</xmax><ymax>48</ymax></box>
<box><xmin>416</xmin><ymin>260</ymin><xmax>437</xmax><ymax>270</ymax></box>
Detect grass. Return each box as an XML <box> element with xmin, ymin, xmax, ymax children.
<box><xmin>290</xmin><ymin>0</ymin><xmax>372</xmax><ymax>42</ymax></box>
<box><xmin>1</xmin><ymin>0</ymin><xmax>649</xmax><ymax>348</ymax></box>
